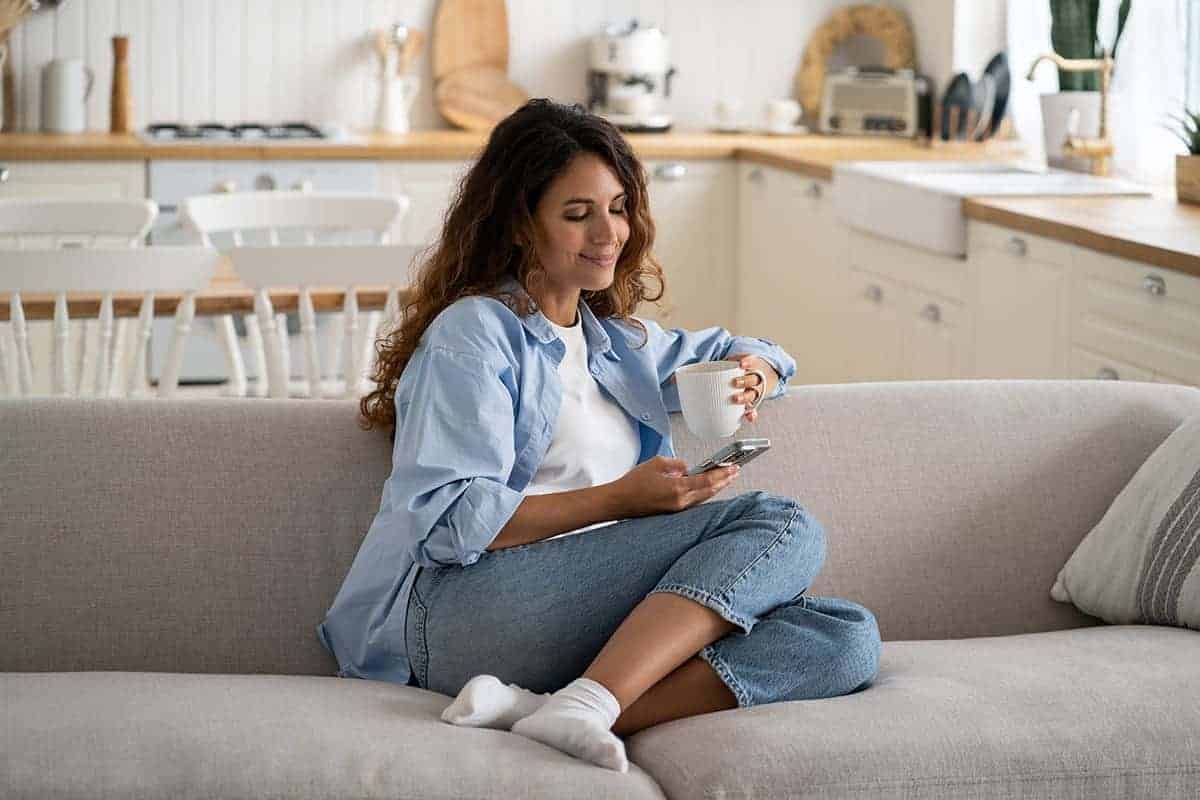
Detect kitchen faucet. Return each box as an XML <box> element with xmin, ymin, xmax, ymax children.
<box><xmin>1026</xmin><ymin>51</ymin><xmax>1114</xmax><ymax>176</ymax></box>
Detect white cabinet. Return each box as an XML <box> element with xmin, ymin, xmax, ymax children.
<box><xmin>378</xmin><ymin>161</ymin><xmax>471</xmax><ymax>248</ymax></box>
<box><xmin>1069</xmin><ymin>250</ymin><xmax>1200</xmax><ymax>385</ymax></box>
<box><xmin>644</xmin><ymin>159</ymin><xmax>736</xmax><ymax>331</ymax></box>
<box><xmin>736</xmin><ymin>164</ymin><xmax>848</xmax><ymax>383</ymax></box>
<box><xmin>0</xmin><ymin>161</ymin><xmax>145</xmax><ymax>199</ymax></box>
<box><xmin>841</xmin><ymin>229</ymin><xmax>973</xmax><ymax>381</ymax></box>
<box><xmin>968</xmin><ymin>222</ymin><xmax>1072</xmax><ymax>379</ymax></box>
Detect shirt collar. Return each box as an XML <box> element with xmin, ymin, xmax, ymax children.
<box><xmin>496</xmin><ymin>275</ymin><xmax>618</xmax><ymax>360</ymax></box>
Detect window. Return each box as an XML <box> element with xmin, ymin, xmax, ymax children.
<box><xmin>1189</xmin><ymin>0</ymin><xmax>1200</xmax><ymax>108</ymax></box>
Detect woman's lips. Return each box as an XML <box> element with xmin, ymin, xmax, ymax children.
<box><xmin>580</xmin><ymin>253</ymin><xmax>617</xmax><ymax>267</ymax></box>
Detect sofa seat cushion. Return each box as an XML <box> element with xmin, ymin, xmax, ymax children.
<box><xmin>628</xmin><ymin>626</ymin><xmax>1200</xmax><ymax>800</ymax></box>
<box><xmin>1</xmin><ymin>672</ymin><xmax>665</xmax><ymax>800</ymax></box>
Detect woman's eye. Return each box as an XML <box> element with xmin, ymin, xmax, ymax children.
<box><xmin>565</xmin><ymin>210</ymin><xmax>587</xmax><ymax>221</ymax></box>
<box><xmin>611</xmin><ymin>206</ymin><xmax>626</xmax><ymax>215</ymax></box>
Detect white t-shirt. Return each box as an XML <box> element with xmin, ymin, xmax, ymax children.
<box><xmin>524</xmin><ymin>313</ymin><xmax>642</xmax><ymax>539</ymax></box>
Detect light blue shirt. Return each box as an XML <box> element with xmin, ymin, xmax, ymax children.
<box><xmin>317</xmin><ymin>277</ymin><xmax>797</xmax><ymax>684</ymax></box>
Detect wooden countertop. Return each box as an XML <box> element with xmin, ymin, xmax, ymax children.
<box><xmin>0</xmin><ymin>129</ymin><xmax>1025</xmax><ymax>178</ymax></box>
<box><xmin>964</xmin><ymin>194</ymin><xmax>1200</xmax><ymax>278</ymax></box>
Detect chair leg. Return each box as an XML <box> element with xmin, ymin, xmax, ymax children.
<box><xmin>244</xmin><ymin>313</ymin><xmax>268</xmax><ymax>398</ymax></box>
<box><xmin>216</xmin><ymin>315</ymin><xmax>248</xmax><ymax>397</ymax></box>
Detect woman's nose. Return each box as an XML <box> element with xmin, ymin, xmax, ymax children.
<box><xmin>590</xmin><ymin>213</ymin><xmax>621</xmax><ymax>245</ymax></box>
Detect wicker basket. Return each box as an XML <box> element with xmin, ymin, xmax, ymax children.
<box><xmin>1178</xmin><ymin>155</ymin><xmax>1200</xmax><ymax>206</ymax></box>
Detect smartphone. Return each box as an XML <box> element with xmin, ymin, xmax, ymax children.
<box><xmin>687</xmin><ymin>438</ymin><xmax>771</xmax><ymax>476</ymax></box>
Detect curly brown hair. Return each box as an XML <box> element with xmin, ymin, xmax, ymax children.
<box><xmin>359</xmin><ymin>99</ymin><xmax>666</xmax><ymax>434</ymax></box>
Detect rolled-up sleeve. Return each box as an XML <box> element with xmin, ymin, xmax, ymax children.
<box><xmin>638</xmin><ymin>318</ymin><xmax>797</xmax><ymax>413</ymax></box>
<box><xmin>385</xmin><ymin>344</ymin><xmax>524</xmax><ymax>568</ymax></box>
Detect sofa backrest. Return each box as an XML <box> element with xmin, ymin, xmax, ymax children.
<box><xmin>4</xmin><ymin>380</ymin><xmax>1199</xmax><ymax>676</ymax></box>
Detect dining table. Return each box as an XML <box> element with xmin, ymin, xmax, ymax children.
<box><xmin>0</xmin><ymin>254</ymin><xmax>411</xmax><ymax>321</ymax></box>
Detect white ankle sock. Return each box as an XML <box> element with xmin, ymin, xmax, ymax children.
<box><xmin>511</xmin><ymin>677</ymin><xmax>628</xmax><ymax>773</ymax></box>
<box><xmin>440</xmin><ymin>675</ymin><xmax>549</xmax><ymax>730</ymax></box>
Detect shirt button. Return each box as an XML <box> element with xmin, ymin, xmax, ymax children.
<box><xmin>590</xmin><ymin>364</ymin><xmax>600</xmax><ymax>375</ymax></box>
<box><xmin>640</xmin><ymin>412</ymin><xmax>651</xmax><ymax>421</ymax></box>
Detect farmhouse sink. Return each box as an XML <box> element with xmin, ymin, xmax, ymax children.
<box><xmin>831</xmin><ymin>160</ymin><xmax>1152</xmax><ymax>257</ymax></box>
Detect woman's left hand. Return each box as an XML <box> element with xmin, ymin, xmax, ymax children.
<box><xmin>725</xmin><ymin>354</ymin><xmax>780</xmax><ymax>423</ymax></box>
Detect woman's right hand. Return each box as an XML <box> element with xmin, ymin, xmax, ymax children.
<box><xmin>605</xmin><ymin>456</ymin><xmax>740</xmax><ymax>518</ymax></box>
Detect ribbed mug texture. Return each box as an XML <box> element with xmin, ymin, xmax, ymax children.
<box><xmin>675</xmin><ymin>361</ymin><xmax>744</xmax><ymax>438</ymax></box>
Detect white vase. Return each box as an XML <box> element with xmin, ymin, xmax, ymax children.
<box><xmin>1039</xmin><ymin>91</ymin><xmax>1106</xmax><ymax>172</ymax></box>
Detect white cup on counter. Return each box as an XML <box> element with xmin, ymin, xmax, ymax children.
<box><xmin>765</xmin><ymin>98</ymin><xmax>801</xmax><ymax>132</ymax></box>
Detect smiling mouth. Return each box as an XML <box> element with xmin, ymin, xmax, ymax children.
<box><xmin>580</xmin><ymin>253</ymin><xmax>617</xmax><ymax>267</ymax></box>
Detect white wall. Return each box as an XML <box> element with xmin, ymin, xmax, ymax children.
<box><xmin>4</xmin><ymin>0</ymin><xmax>971</xmax><ymax>134</ymax></box>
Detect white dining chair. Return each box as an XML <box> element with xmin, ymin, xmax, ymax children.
<box><xmin>0</xmin><ymin>247</ymin><xmax>221</xmax><ymax>398</ymax></box>
<box><xmin>179</xmin><ymin>191</ymin><xmax>409</xmax><ymax>398</ymax></box>
<box><xmin>0</xmin><ymin>197</ymin><xmax>159</xmax><ymax>396</ymax></box>
<box><xmin>226</xmin><ymin>244</ymin><xmax>420</xmax><ymax>399</ymax></box>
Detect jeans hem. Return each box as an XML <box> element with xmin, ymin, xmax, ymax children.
<box><xmin>648</xmin><ymin>583</ymin><xmax>755</xmax><ymax>635</ymax></box>
<box><xmin>698</xmin><ymin>644</ymin><xmax>752</xmax><ymax>708</ymax></box>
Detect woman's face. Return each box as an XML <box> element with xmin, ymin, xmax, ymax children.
<box><xmin>529</xmin><ymin>152</ymin><xmax>630</xmax><ymax>297</ymax></box>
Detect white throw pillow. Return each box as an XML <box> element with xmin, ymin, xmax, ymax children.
<box><xmin>1051</xmin><ymin>415</ymin><xmax>1200</xmax><ymax>629</ymax></box>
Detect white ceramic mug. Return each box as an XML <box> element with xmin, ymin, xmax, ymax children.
<box><xmin>41</xmin><ymin>58</ymin><xmax>94</xmax><ymax>134</ymax></box>
<box><xmin>674</xmin><ymin>361</ymin><xmax>767</xmax><ymax>439</ymax></box>
<box><xmin>765</xmin><ymin>98</ymin><xmax>801</xmax><ymax>131</ymax></box>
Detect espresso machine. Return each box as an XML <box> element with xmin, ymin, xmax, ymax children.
<box><xmin>587</xmin><ymin>20</ymin><xmax>676</xmax><ymax>133</ymax></box>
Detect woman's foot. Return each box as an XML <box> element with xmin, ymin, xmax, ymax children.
<box><xmin>510</xmin><ymin>678</ymin><xmax>628</xmax><ymax>772</ymax></box>
<box><xmin>441</xmin><ymin>675</ymin><xmax>549</xmax><ymax>730</ymax></box>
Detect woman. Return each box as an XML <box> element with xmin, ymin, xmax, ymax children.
<box><xmin>318</xmin><ymin>99</ymin><xmax>881</xmax><ymax>773</ymax></box>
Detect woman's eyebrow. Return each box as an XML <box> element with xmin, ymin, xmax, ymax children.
<box><xmin>563</xmin><ymin>193</ymin><xmax>627</xmax><ymax>206</ymax></box>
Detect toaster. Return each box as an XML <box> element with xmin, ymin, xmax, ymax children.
<box><xmin>819</xmin><ymin>67</ymin><xmax>929</xmax><ymax>138</ymax></box>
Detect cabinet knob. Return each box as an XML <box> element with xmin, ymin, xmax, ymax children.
<box><xmin>920</xmin><ymin>303</ymin><xmax>942</xmax><ymax>323</ymax></box>
<box><xmin>864</xmin><ymin>284</ymin><xmax>883</xmax><ymax>302</ymax></box>
<box><xmin>1005</xmin><ymin>236</ymin><xmax>1028</xmax><ymax>257</ymax></box>
<box><xmin>1096</xmin><ymin>367</ymin><xmax>1120</xmax><ymax>380</ymax></box>
<box><xmin>0</xmin><ymin>165</ymin><xmax>9</xmax><ymax>184</ymax></box>
<box><xmin>806</xmin><ymin>182</ymin><xmax>823</xmax><ymax>199</ymax></box>
<box><xmin>747</xmin><ymin>168</ymin><xmax>765</xmax><ymax>184</ymax></box>
<box><xmin>654</xmin><ymin>162</ymin><xmax>687</xmax><ymax>181</ymax></box>
<box><xmin>254</xmin><ymin>173</ymin><xmax>277</xmax><ymax>191</ymax></box>
<box><xmin>1142</xmin><ymin>274</ymin><xmax>1166</xmax><ymax>297</ymax></box>
<box><xmin>215</xmin><ymin>180</ymin><xmax>238</xmax><ymax>193</ymax></box>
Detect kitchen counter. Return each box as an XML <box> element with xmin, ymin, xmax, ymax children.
<box><xmin>964</xmin><ymin>194</ymin><xmax>1200</xmax><ymax>277</ymax></box>
<box><xmin>2</xmin><ymin>129</ymin><xmax>1194</xmax><ymax>278</ymax></box>
<box><xmin>0</xmin><ymin>130</ymin><xmax>1026</xmax><ymax>174</ymax></box>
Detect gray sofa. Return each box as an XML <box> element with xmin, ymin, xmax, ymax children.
<box><xmin>4</xmin><ymin>380</ymin><xmax>1200</xmax><ymax>799</ymax></box>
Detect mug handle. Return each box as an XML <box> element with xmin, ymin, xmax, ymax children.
<box><xmin>82</xmin><ymin>65</ymin><xmax>95</xmax><ymax>101</ymax></box>
<box><xmin>744</xmin><ymin>368</ymin><xmax>768</xmax><ymax>410</ymax></box>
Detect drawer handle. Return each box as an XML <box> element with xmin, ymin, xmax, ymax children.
<box><xmin>864</xmin><ymin>284</ymin><xmax>883</xmax><ymax>303</ymax></box>
<box><xmin>920</xmin><ymin>303</ymin><xmax>942</xmax><ymax>323</ymax></box>
<box><xmin>747</xmin><ymin>168</ymin><xmax>765</xmax><ymax>183</ymax></box>
<box><xmin>806</xmin><ymin>182</ymin><xmax>823</xmax><ymax>199</ymax></box>
<box><xmin>1142</xmin><ymin>274</ymin><xmax>1166</xmax><ymax>297</ymax></box>
<box><xmin>654</xmin><ymin>162</ymin><xmax>687</xmax><ymax>181</ymax></box>
<box><xmin>216</xmin><ymin>180</ymin><xmax>238</xmax><ymax>193</ymax></box>
<box><xmin>1096</xmin><ymin>367</ymin><xmax>1120</xmax><ymax>380</ymax></box>
<box><xmin>1006</xmin><ymin>236</ymin><xmax>1028</xmax><ymax>257</ymax></box>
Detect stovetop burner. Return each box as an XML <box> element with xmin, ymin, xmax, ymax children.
<box><xmin>144</xmin><ymin>122</ymin><xmax>327</xmax><ymax>141</ymax></box>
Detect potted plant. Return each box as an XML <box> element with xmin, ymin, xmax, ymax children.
<box><xmin>1168</xmin><ymin>107</ymin><xmax>1199</xmax><ymax>204</ymax></box>
<box><xmin>1040</xmin><ymin>0</ymin><xmax>1131</xmax><ymax>169</ymax></box>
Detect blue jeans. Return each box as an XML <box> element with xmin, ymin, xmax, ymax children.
<box><xmin>405</xmin><ymin>490</ymin><xmax>881</xmax><ymax>708</ymax></box>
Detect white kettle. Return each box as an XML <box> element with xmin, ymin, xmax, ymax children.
<box><xmin>41</xmin><ymin>58</ymin><xmax>93</xmax><ymax>134</ymax></box>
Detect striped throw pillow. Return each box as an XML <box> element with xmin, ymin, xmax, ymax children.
<box><xmin>1051</xmin><ymin>415</ymin><xmax>1200</xmax><ymax>629</ymax></box>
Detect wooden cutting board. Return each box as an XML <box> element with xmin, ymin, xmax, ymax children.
<box><xmin>435</xmin><ymin>64</ymin><xmax>529</xmax><ymax>131</ymax></box>
<box><xmin>432</xmin><ymin>0</ymin><xmax>509</xmax><ymax>81</ymax></box>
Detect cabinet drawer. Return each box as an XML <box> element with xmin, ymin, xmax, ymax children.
<box><xmin>1073</xmin><ymin>252</ymin><xmax>1200</xmax><ymax>350</ymax></box>
<box><xmin>1072</xmin><ymin>317</ymin><xmax>1200</xmax><ymax>386</ymax></box>
<box><xmin>968</xmin><ymin>221</ymin><xmax>1074</xmax><ymax>267</ymax></box>
<box><xmin>1068</xmin><ymin>345</ymin><xmax>1157</xmax><ymax>382</ymax></box>
<box><xmin>848</xmin><ymin>229</ymin><xmax>965</xmax><ymax>302</ymax></box>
